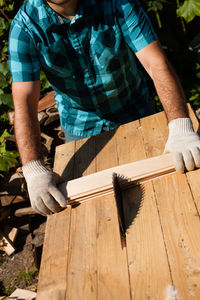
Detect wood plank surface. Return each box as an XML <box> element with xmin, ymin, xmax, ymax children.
<box><xmin>65</xmin><ymin>138</ymin><xmax>97</xmax><ymax>300</ymax></box>
<box><xmin>141</xmin><ymin>105</ymin><xmax>200</xmax><ymax>299</ymax></box>
<box><xmin>140</xmin><ymin>111</ymin><xmax>168</xmax><ymax>157</ymax></box>
<box><xmin>38</xmin><ymin>105</ymin><xmax>200</xmax><ymax>300</ymax></box>
<box><xmin>153</xmin><ymin>174</ymin><xmax>200</xmax><ymax>299</ymax></box>
<box><xmin>54</xmin><ymin>140</ymin><xmax>76</xmax><ymax>181</ymax></box>
<box><xmin>65</xmin><ymin>200</ymin><xmax>97</xmax><ymax>300</ymax></box>
<box><xmin>123</xmin><ymin>183</ymin><xmax>173</xmax><ymax>299</ymax></box>
<box><xmin>186</xmin><ymin>170</ymin><xmax>200</xmax><ymax>214</ymax></box>
<box><xmin>115</xmin><ymin>118</ymin><xmax>173</xmax><ymax>299</ymax></box>
<box><xmin>37</xmin><ymin>209</ymin><xmax>71</xmax><ymax>300</ymax></box>
<box><xmin>94</xmin><ymin>131</ymin><xmax>130</xmax><ymax>300</ymax></box>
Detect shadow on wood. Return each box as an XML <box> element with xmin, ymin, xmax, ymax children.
<box><xmin>123</xmin><ymin>183</ymin><xmax>145</xmax><ymax>232</ymax></box>
<box><xmin>61</xmin><ymin>129</ymin><xmax>117</xmax><ymax>181</ymax></box>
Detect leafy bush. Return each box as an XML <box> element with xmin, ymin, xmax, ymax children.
<box><xmin>0</xmin><ymin>129</ymin><xmax>19</xmax><ymax>175</ymax></box>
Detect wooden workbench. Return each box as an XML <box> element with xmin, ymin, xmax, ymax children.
<box><xmin>37</xmin><ymin>107</ymin><xmax>200</xmax><ymax>300</ymax></box>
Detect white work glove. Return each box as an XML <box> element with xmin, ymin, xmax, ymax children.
<box><xmin>164</xmin><ymin>118</ymin><xmax>200</xmax><ymax>173</ymax></box>
<box><xmin>22</xmin><ymin>160</ymin><xmax>67</xmax><ymax>215</ymax></box>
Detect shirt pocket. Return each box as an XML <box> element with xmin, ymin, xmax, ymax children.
<box><xmin>92</xmin><ymin>26</ymin><xmax>124</xmax><ymax>71</ymax></box>
<box><xmin>37</xmin><ymin>39</ymin><xmax>73</xmax><ymax>79</ymax></box>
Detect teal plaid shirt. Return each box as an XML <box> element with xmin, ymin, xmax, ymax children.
<box><xmin>9</xmin><ymin>0</ymin><xmax>157</xmax><ymax>137</ymax></box>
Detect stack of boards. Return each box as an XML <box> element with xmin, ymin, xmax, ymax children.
<box><xmin>37</xmin><ymin>105</ymin><xmax>200</xmax><ymax>300</ymax></box>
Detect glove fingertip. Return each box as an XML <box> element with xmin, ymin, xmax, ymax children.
<box><xmin>173</xmin><ymin>152</ymin><xmax>185</xmax><ymax>173</ymax></box>
<box><xmin>49</xmin><ymin>186</ymin><xmax>68</xmax><ymax>207</ymax></box>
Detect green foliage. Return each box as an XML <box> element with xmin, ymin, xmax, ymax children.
<box><xmin>187</xmin><ymin>64</ymin><xmax>200</xmax><ymax>109</ymax></box>
<box><xmin>40</xmin><ymin>70</ymin><xmax>51</xmax><ymax>92</ymax></box>
<box><xmin>16</xmin><ymin>269</ymin><xmax>38</xmax><ymax>287</ymax></box>
<box><xmin>0</xmin><ymin>268</ymin><xmax>38</xmax><ymax>296</ymax></box>
<box><xmin>0</xmin><ymin>62</ymin><xmax>13</xmax><ymax>109</ymax></box>
<box><xmin>145</xmin><ymin>0</ymin><xmax>167</xmax><ymax>28</ymax></box>
<box><xmin>0</xmin><ymin>129</ymin><xmax>19</xmax><ymax>174</ymax></box>
<box><xmin>177</xmin><ymin>0</ymin><xmax>200</xmax><ymax>23</ymax></box>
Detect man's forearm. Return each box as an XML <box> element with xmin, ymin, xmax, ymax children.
<box><xmin>135</xmin><ymin>41</ymin><xmax>189</xmax><ymax>122</ymax></box>
<box><xmin>12</xmin><ymin>81</ymin><xmax>42</xmax><ymax>166</ymax></box>
<box><xmin>151</xmin><ymin>58</ymin><xmax>189</xmax><ymax>122</ymax></box>
<box><xmin>15</xmin><ymin>102</ymin><xmax>43</xmax><ymax>165</ymax></box>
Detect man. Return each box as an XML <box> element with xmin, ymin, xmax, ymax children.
<box><xmin>9</xmin><ymin>0</ymin><xmax>200</xmax><ymax>215</ymax></box>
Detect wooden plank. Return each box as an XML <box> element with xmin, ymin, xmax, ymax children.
<box><xmin>73</xmin><ymin>137</ymin><xmax>96</xmax><ymax>178</ymax></box>
<box><xmin>54</xmin><ymin>140</ymin><xmax>76</xmax><ymax>180</ymax></box>
<box><xmin>153</xmin><ymin>173</ymin><xmax>200</xmax><ymax>299</ymax></box>
<box><xmin>58</xmin><ymin>153</ymin><xmax>175</xmax><ymax>204</ymax></box>
<box><xmin>94</xmin><ymin>130</ymin><xmax>130</xmax><ymax>299</ymax></box>
<box><xmin>0</xmin><ymin>229</ymin><xmax>16</xmax><ymax>256</ymax></box>
<box><xmin>7</xmin><ymin>288</ymin><xmax>36</xmax><ymax>300</ymax></box>
<box><xmin>140</xmin><ymin>111</ymin><xmax>168</xmax><ymax>157</ymax></box>
<box><xmin>115</xmin><ymin>116</ymin><xmax>172</xmax><ymax>299</ymax></box>
<box><xmin>37</xmin><ymin>209</ymin><xmax>71</xmax><ymax>300</ymax></box>
<box><xmin>186</xmin><ymin>169</ymin><xmax>200</xmax><ymax>214</ymax></box>
<box><xmin>123</xmin><ymin>183</ymin><xmax>173</xmax><ymax>299</ymax></box>
<box><xmin>140</xmin><ymin>104</ymin><xmax>199</xmax><ymax>158</ymax></box>
<box><xmin>66</xmin><ymin>200</ymin><xmax>97</xmax><ymax>300</ymax></box>
<box><xmin>96</xmin><ymin>193</ymin><xmax>130</xmax><ymax>300</ymax></box>
<box><xmin>115</xmin><ymin>120</ymin><xmax>147</xmax><ymax>164</ymax></box>
<box><xmin>65</xmin><ymin>137</ymin><xmax>97</xmax><ymax>300</ymax></box>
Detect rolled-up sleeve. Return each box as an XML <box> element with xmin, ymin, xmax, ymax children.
<box><xmin>116</xmin><ymin>0</ymin><xmax>158</xmax><ymax>52</ymax></box>
<box><xmin>9</xmin><ymin>22</ymin><xmax>40</xmax><ymax>82</ymax></box>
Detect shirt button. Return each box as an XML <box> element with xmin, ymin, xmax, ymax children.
<box><xmin>77</xmin><ymin>46</ymin><xmax>81</xmax><ymax>50</ymax></box>
<box><xmin>84</xmin><ymin>68</ymin><xmax>88</xmax><ymax>73</ymax></box>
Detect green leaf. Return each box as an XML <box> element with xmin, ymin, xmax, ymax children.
<box><xmin>40</xmin><ymin>70</ymin><xmax>51</xmax><ymax>91</ymax></box>
<box><xmin>0</xmin><ymin>62</ymin><xmax>10</xmax><ymax>77</ymax></box>
<box><xmin>177</xmin><ymin>0</ymin><xmax>200</xmax><ymax>23</ymax></box>
<box><xmin>0</xmin><ymin>72</ymin><xmax>8</xmax><ymax>89</ymax></box>
<box><xmin>0</xmin><ymin>129</ymin><xmax>11</xmax><ymax>143</ymax></box>
<box><xmin>0</xmin><ymin>17</ymin><xmax>9</xmax><ymax>35</ymax></box>
<box><xmin>0</xmin><ymin>112</ymin><xmax>9</xmax><ymax>122</ymax></box>
<box><xmin>0</xmin><ymin>129</ymin><xmax>19</xmax><ymax>172</ymax></box>
<box><xmin>0</xmin><ymin>152</ymin><xmax>19</xmax><ymax>172</ymax></box>
<box><xmin>0</xmin><ymin>94</ymin><xmax>13</xmax><ymax>109</ymax></box>
<box><xmin>0</xmin><ymin>0</ymin><xmax>6</xmax><ymax>6</ymax></box>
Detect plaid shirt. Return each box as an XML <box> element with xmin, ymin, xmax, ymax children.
<box><xmin>9</xmin><ymin>0</ymin><xmax>157</xmax><ymax>137</ymax></box>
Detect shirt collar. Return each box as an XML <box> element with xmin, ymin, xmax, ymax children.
<box><xmin>40</xmin><ymin>0</ymin><xmax>85</xmax><ymax>29</ymax></box>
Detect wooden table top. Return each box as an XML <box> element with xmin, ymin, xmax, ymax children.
<box><xmin>37</xmin><ymin>106</ymin><xmax>200</xmax><ymax>300</ymax></box>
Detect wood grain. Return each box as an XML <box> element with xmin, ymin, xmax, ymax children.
<box><xmin>54</xmin><ymin>140</ymin><xmax>76</xmax><ymax>181</ymax></box>
<box><xmin>96</xmin><ymin>194</ymin><xmax>130</xmax><ymax>300</ymax></box>
<box><xmin>65</xmin><ymin>201</ymin><xmax>97</xmax><ymax>300</ymax></box>
<box><xmin>37</xmin><ymin>209</ymin><xmax>71</xmax><ymax>300</ymax></box>
<box><xmin>153</xmin><ymin>174</ymin><xmax>200</xmax><ymax>299</ymax></box>
<box><xmin>65</xmin><ymin>138</ymin><xmax>97</xmax><ymax>300</ymax></box>
<box><xmin>186</xmin><ymin>169</ymin><xmax>200</xmax><ymax>214</ymax></box>
<box><xmin>116</xmin><ymin>117</ymin><xmax>172</xmax><ymax>299</ymax></box>
<box><xmin>123</xmin><ymin>183</ymin><xmax>173</xmax><ymax>299</ymax></box>
<box><xmin>141</xmin><ymin>106</ymin><xmax>200</xmax><ymax>299</ymax></box>
<box><xmin>95</xmin><ymin>130</ymin><xmax>130</xmax><ymax>300</ymax></box>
